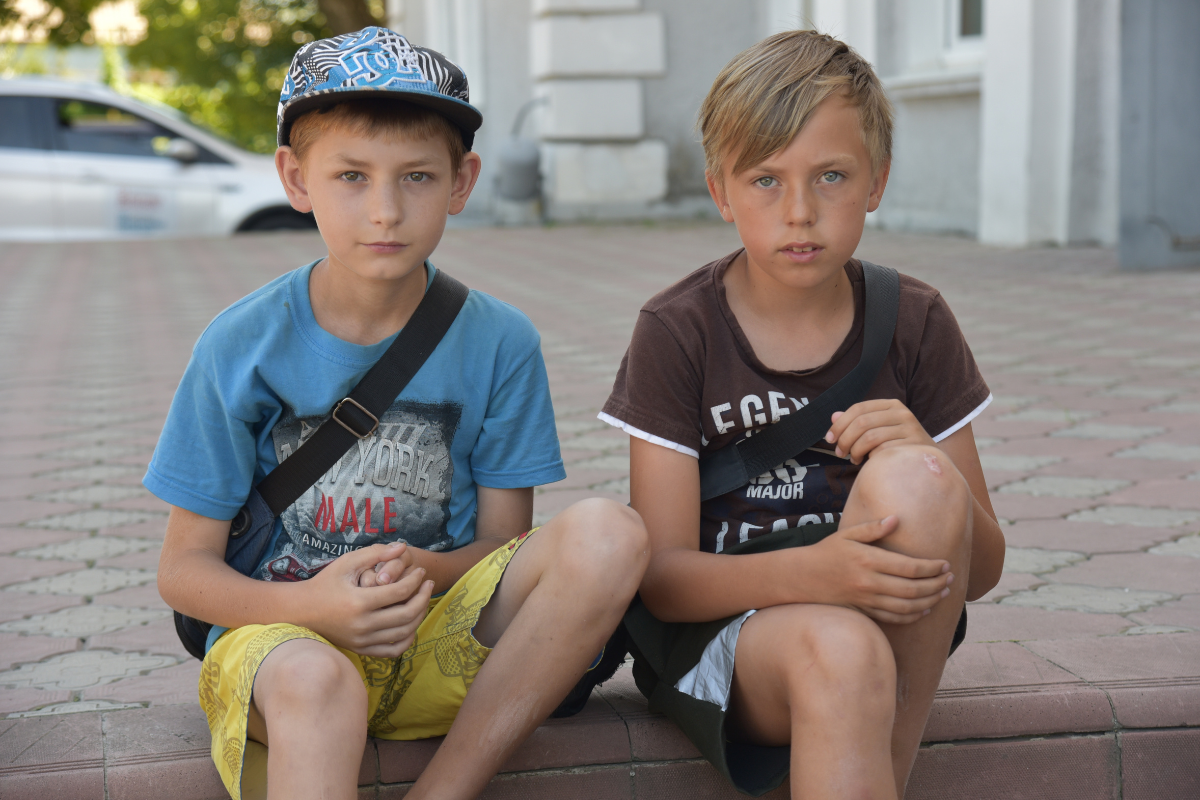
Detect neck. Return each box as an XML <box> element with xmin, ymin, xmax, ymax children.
<box><xmin>308</xmin><ymin>255</ymin><xmax>428</xmax><ymax>346</ymax></box>
<box><xmin>723</xmin><ymin>250</ymin><xmax>856</xmax><ymax>372</ymax></box>
<box><xmin>728</xmin><ymin>250</ymin><xmax>851</xmax><ymax>324</ymax></box>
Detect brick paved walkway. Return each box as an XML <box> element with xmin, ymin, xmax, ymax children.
<box><xmin>1</xmin><ymin>226</ymin><xmax>1198</xmax><ymax>797</ymax></box>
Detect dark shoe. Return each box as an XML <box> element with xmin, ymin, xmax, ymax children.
<box><xmin>550</xmin><ymin>624</ymin><xmax>629</xmax><ymax>718</ymax></box>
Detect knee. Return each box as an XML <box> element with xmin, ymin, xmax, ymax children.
<box><xmin>861</xmin><ymin>445</ymin><xmax>969</xmax><ymax>505</ymax></box>
<box><xmin>858</xmin><ymin>445</ymin><xmax>972</xmax><ymax>539</ymax></box>
<box><xmin>554</xmin><ymin>498</ymin><xmax>649</xmax><ymax>587</ymax></box>
<box><xmin>791</xmin><ymin>609</ymin><xmax>895</xmax><ymax>707</ymax></box>
<box><xmin>257</xmin><ymin>643</ymin><xmax>365</xmax><ymax>713</ymax></box>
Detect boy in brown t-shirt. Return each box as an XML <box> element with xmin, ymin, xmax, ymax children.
<box><xmin>601</xmin><ymin>31</ymin><xmax>1005</xmax><ymax>799</ymax></box>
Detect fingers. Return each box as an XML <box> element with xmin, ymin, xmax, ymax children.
<box><xmin>874</xmin><ymin>570</ymin><xmax>953</xmax><ymax>600</ymax></box>
<box><xmin>362</xmin><ymin>578</ymin><xmax>435</xmax><ymax>645</ymax></box>
<box><xmin>373</xmin><ymin>557</ymin><xmax>409</xmax><ymax>586</ymax></box>
<box><xmin>837</xmin><ymin>515</ymin><xmax>900</xmax><ymax>544</ymax></box>
<box><xmin>869</xmin><ymin>546</ymin><xmax>952</xmax><ymax>580</ymax></box>
<box><xmin>338</xmin><ymin>541</ymin><xmax>407</xmax><ymax>577</ymax></box>
<box><xmin>361</xmin><ymin>562</ymin><xmax>427</xmax><ymax>610</ymax></box>
<box><xmin>854</xmin><ymin>566</ymin><xmax>955</xmax><ymax>623</ymax></box>
<box><xmin>825</xmin><ymin>401</ymin><xmax>931</xmax><ymax>463</ymax></box>
<box><xmin>833</xmin><ymin>411</ymin><xmax>906</xmax><ymax>462</ymax></box>
<box><xmin>825</xmin><ymin>400</ymin><xmax>895</xmax><ymax>444</ymax></box>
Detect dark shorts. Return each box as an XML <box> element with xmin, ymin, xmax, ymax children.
<box><xmin>623</xmin><ymin>523</ymin><xmax>968</xmax><ymax>797</ymax></box>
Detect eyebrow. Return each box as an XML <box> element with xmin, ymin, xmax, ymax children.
<box><xmin>754</xmin><ymin>154</ymin><xmax>857</xmax><ymax>172</ymax></box>
<box><xmin>331</xmin><ymin>154</ymin><xmax>438</xmax><ymax>170</ymax></box>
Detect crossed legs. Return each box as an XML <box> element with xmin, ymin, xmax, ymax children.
<box><xmin>727</xmin><ymin>444</ymin><xmax>973</xmax><ymax>799</ymax></box>
<box><xmin>245</xmin><ymin>498</ymin><xmax>647</xmax><ymax>800</ymax></box>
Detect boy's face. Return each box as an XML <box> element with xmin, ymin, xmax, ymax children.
<box><xmin>275</xmin><ymin>124</ymin><xmax>481</xmax><ymax>284</ymax></box>
<box><xmin>707</xmin><ymin>94</ymin><xmax>888</xmax><ymax>290</ymax></box>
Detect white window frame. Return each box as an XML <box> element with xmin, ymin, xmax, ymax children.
<box><xmin>944</xmin><ymin>0</ymin><xmax>984</xmax><ymax>69</ymax></box>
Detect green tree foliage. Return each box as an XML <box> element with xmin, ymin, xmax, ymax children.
<box><xmin>127</xmin><ymin>0</ymin><xmax>334</xmax><ymax>152</ymax></box>
<box><xmin>0</xmin><ymin>0</ymin><xmax>108</xmax><ymax>46</ymax></box>
<box><xmin>0</xmin><ymin>0</ymin><xmax>382</xmax><ymax>153</ymax></box>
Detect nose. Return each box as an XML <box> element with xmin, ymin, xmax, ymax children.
<box><xmin>784</xmin><ymin>183</ymin><xmax>817</xmax><ymax>227</ymax></box>
<box><xmin>369</xmin><ymin>182</ymin><xmax>403</xmax><ymax>229</ymax></box>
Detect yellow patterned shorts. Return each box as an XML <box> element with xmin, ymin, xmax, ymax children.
<box><xmin>198</xmin><ymin>529</ymin><xmax>536</xmax><ymax>800</ymax></box>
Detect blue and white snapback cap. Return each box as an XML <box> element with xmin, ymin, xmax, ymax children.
<box><xmin>277</xmin><ymin>26</ymin><xmax>482</xmax><ymax>149</ymax></box>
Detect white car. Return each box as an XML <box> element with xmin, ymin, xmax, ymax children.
<box><xmin>0</xmin><ymin>77</ymin><xmax>315</xmax><ymax>240</ymax></box>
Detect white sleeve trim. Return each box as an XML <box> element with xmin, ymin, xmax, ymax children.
<box><xmin>932</xmin><ymin>393</ymin><xmax>993</xmax><ymax>443</ymax></box>
<box><xmin>597</xmin><ymin>411</ymin><xmax>700</xmax><ymax>459</ymax></box>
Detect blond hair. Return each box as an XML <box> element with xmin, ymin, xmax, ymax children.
<box><xmin>289</xmin><ymin>99</ymin><xmax>466</xmax><ymax>175</ymax></box>
<box><xmin>699</xmin><ymin>30</ymin><xmax>892</xmax><ymax>181</ymax></box>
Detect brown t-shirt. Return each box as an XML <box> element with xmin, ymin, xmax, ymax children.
<box><xmin>601</xmin><ymin>250</ymin><xmax>991</xmax><ymax>554</ymax></box>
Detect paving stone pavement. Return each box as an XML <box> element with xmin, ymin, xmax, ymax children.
<box><xmin>1</xmin><ymin>226</ymin><xmax>1198</xmax><ymax>731</ymax></box>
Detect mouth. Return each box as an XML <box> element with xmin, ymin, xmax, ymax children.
<box><xmin>781</xmin><ymin>242</ymin><xmax>822</xmax><ymax>261</ymax></box>
<box><xmin>364</xmin><ymin>241</ymin><xmax>405</xmax><ymax>253</ymax></box>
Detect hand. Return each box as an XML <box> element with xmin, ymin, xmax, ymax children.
<box><xmin>301</xmin><ymin>542</ymin><xmax>435</xmax><ymax>657</ymax></box>
<box><xmin>825</xmin><ymin>399</ymin><xmax>935</xmax><ymax>464</ymax></box>
<box><xmin>800</xmin><ymin>516</ymin><xmax>954</xmax><ymax>624</ymax></box>
<box><xmin>357</xmin><ymin>542</ymin><xmax>414</xmax><ymax>588</ymax></box>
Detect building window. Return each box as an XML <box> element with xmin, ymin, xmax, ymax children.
<box><xmin>959</xmin><ymin>0</ymin><xmax>983</xmax><ymax>38</ymax></box>
<box><xmin>944</xmin><ymin>0</ymin><xmax>984</xmax><ymax>68</ymax></box>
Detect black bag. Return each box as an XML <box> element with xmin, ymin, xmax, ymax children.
<box><xmin>621</xmin><ymin>262</ymin><xmax>966</xmax><ymax>795</ymax></box>
<box><xmin>692</xmin><ymin>260</ymin><xmax>966</xmax><ymax>645</ymax></box>
<box><xmin>170</xmin><ymin>268</ymin><xmax>625</xmax><ymax>719</ymax></box>
<box><xmin>697</xmin><ymin>260</ymin><xmax>900</xmax><ymax>501</ymax></box>
<box><xmin>173</xmin><ymin>268</ymin><xmax>470</xmax><ymax>659</ymax></box>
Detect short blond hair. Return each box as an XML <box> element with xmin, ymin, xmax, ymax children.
<box><xmin>289</xmin><ymin>99</ymin><xmax>466</xmax><ymax>175</ymax></box>
<box><xmin>699</xmin><ymin>30</ymin><xmax>893</xmax><ymax>181</ymax></box>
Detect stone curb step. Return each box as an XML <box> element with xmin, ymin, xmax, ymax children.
<box><xmin>2</xmin><ymin>701</ymin><xmax>1198</xmax><ymax>799</ymax></box>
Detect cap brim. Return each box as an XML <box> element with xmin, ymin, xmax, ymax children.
<box><xmin>278</xmin><ymin>85</ymin><xmax>482</xmax><ymax>148</ymax></box>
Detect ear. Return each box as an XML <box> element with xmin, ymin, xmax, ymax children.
<box><xmin>448</xmin><ymin>151</ymin><xmax>483</xmax><ymax>215</ymax></box>
<box><xmin>705</xmin><ymin>170</ymin><xmax>735</xmax><ymax>223</ymax></box>
<box><xmin>866</xmin><ymin>159</ymin><xmax>890</xmax><ymax>213</ymax></box>
<box><xmin>275</xmin><ymin>147</ymin><xmax>314</xmax><ymax>214</ymax></box>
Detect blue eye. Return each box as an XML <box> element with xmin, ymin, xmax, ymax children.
<box><xmin>821</xmin><ymin>171</ymin><xmax>842</xmax><ymax>183</ymax></box>
<box><xmin>755</xmin><ymin>176</ymin><xmax>777</xmax><ymax>188</ymax></box>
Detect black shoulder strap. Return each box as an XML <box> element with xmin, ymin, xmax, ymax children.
<box><xmin>256</xmin><ymin>268</ymin><xmax>470</xmax><ymax>516</ymax></box>
<box><xmin>697</xmin><ymin>261</ymin><xmax>900</xmax><ymax>502</ymax></box>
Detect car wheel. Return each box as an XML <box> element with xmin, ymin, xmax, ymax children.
<box><xmin>237</xmin><ymin>208</ymin><xmax>317</xmax><ymax>232</ymax></box>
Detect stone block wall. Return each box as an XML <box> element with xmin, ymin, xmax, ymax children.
<box><xmin>531</xmin><ymin>0</ymin><xmax>669</xmax><ymax>218</ymax></box>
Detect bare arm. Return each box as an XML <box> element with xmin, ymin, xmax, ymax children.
<box><xmin>630</xmin><ymin>437</ymin><xmax>949</xmax><ymax>623</ymax></box>
<box><xmin>371</xmin><ymin>486</ymin><xmax>534</xmax><ymax>592</ymax></box>
<box><xmin>823</xmin><ymin>403</ymin><xmax>1005</xmax><ymax>601</ymax></box>
<box><xmin>158</xmin><ymin>506</ymin><xmax>433</xmax><ymax>657</ymax></box>
<box><xmin>935</xmin><ymin>424</ymin><xmax>1005</xmax><ymax>601</ymax></box>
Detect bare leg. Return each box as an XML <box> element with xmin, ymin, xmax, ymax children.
<box><xmin>839</xmin><ymin>444</ymin><xmax>972</xmax><ymax>795</ymax></box>
<box><xmin>725</xmin><ymin>443</ymin><xmax>970</xmax><ymax>799</ymax></box>
<box><xmin>728</xmin><ymin>604</ymin><xmax>900</xmax><ymax>799</ymax></box>
<box><xmin>404</xmin><ymin>498</ymin><xmax>649</xmax><ymax>800</ymax></box>
<box><xmin>247</xmin><ymin>638</ymin><xmax>368</xmax><ymax>800</ymax></box>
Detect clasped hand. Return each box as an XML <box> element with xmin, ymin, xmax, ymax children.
<box><xmin>824</xmin><ymin>398</ymin><xmax>935</xmax><ymax>464</ymax></box>
<box><xmin>303</xmin><ymin>541</ymin><xmax>433</xmax><ymax>658</ymax></box>
<box><xmin>809</xmin><ymin>399</ymin><xmax>952</xmax><ymax>623</ymax></box>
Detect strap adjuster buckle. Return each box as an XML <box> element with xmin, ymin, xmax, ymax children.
<box><xmin>331</xmin><ymin>397</ymin><xmax>379</xmax><ymax>439</ymax></box>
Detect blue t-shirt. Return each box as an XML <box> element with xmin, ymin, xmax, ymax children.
<box><xmin>145</xmin><ymin>260</ymin><xmax>565</xmax><ymax>583</ymax></box>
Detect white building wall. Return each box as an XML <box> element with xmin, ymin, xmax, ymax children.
<box><xmin>640</xmin><ymin>0</ymin><xmax>768</xmax><ymax>204</ymax></box>
<box><xmin>1119</xmin><ymin>0</ymin><xmax>1200</xmax><ymax>269</ymax></box>
<box><xmin>392</xmin><ymin>0</ymin><xmax>1127</xmax><ymax>243</ymax></box>
<box><xmin>869</xmin><ymin>0</ymin><xmax>984</xmax><ymax>236</ymax></box>
<box><xmin>530</xmin><ymin>1</ymin><xmax>671</xmax><ymax>218</ymax></box>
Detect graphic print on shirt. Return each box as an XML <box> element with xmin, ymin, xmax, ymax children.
<box><xmin>698</xmin><ymin>391</ymin><xmax>860</xmax><ymax>553</ymax></box>
<box><xmin>258</xmin><ymin>399</ymin><xmax>462</xmax><ymax>581</ymax></box>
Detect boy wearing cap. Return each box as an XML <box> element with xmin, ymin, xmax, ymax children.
<box><xmin>147</xmin><ymin>27</ymin><xmax>648</xmax><ymax>800</ymax></box>
<box><xmin>601</xmin><ymin>31</ymin><xmax>1004</xmax><ymax>798</ymax></box>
